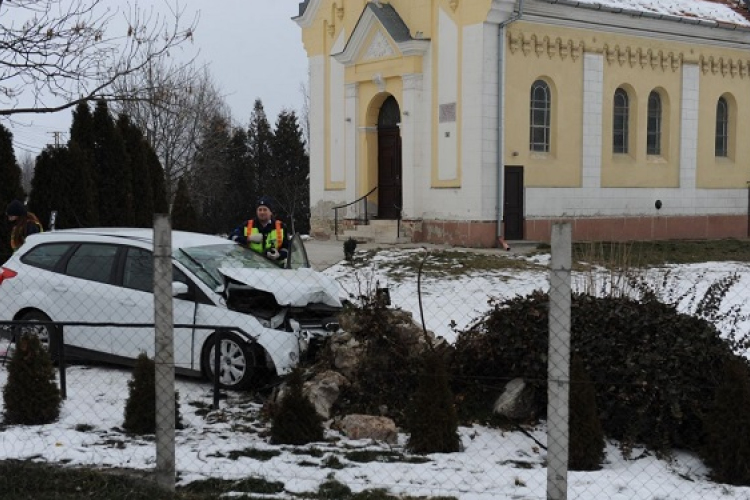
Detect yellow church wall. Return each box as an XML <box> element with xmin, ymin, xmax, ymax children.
<box><xmin>600</xmin><ymin>51</ymin><xmax>681</xmax><ymax>188</ymax></box>
<box><xmin>505</xmin><ymin>21</ymin><xmax>750</xmax><ymax>190</ymax></box>
<box><xmin>696</xmin><ymin>69</ymin><xmax>750</xmax><ymax>188</ymax></box>
<box><xmin>504</xmin><ymin>23</ymin><xmax>584</xmax><ymax>188</ymax></box>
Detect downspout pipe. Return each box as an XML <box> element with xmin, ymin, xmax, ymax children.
<box><xmin>496</xmin><ymin>0</ymin><xmax>524</xmax><ymax>249</ymax></box>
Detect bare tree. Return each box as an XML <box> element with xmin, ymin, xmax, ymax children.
<box><xmin>0</xmin><ymin>0</ymin><xmax>197</xmax><ymax>116</ymax></box>
<box><xmin>299</xmin><ymin>77</ymin><xmax>310</xmax><ymax>154</ymax></box>
<box><xmin>112</xmin><ymin>60</ymin><xmax>229</xmax><ymax>200</ymax></box>
<box><xmin>18</xmin><ymin>151</ymin><xmax>34</xmax><ymax>193</ymax></box>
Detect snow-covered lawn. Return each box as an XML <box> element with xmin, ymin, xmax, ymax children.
<box><xmin>1</xmin><ymin>247</ymin><xmax>750</xmax><ymax>499</ymax></box>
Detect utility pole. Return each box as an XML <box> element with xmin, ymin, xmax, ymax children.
<box><xmin>48</xmin><ymin>131</ymin><xmax>65</xmax><ymax>147</ymax></box>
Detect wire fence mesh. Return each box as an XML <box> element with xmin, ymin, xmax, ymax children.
<box><xmin>0</xmin><ymin>224</ymin><xmax>749</xmax><ymax>498</ymax></box>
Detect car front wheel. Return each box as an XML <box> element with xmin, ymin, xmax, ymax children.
<box><xmin>201</xmin><ymin>332</ymin><xmax>268</xmax><ymax>390</ymax></box>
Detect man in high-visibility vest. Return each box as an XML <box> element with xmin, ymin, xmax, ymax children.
<box><xmin>229</xmin><ymin>196</ymin><xmax>289</xmax><ymax>265</ymax></box>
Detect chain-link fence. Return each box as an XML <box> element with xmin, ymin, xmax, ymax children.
<box><xmin>1</xmin><ymin>221</ymin><xmax>749</xmax><ymax>499</ymax></box>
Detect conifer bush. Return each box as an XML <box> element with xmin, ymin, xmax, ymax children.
<box><xmin>406</xmin><ymin>349</ymin><xmax>460</xmax><ymax>454</ymax></box>
<box><xmin>568</xmin><ymin>355</ymin><xmax>605</xmax><ymax>471</ymax></box>
<box><xmin>123</xmin><ymin>353</ymin><xmax>183</xmax><ymax>435</ymax></box>
<box><xmin>336</xmin><ymin>297</ymin><xmax>421</xmax><ymax>426</ymax></box>
<box><xmin>701</xmin><ymin>356</ymin><xmax>750</xmax><ymax>486</ymax></box>
<box><xmin>2</xmin><ymin>333</ymin><xmax>61</xmax><ymax>425</ymax></box>
<box><xmin>270</xmin><ymin>368</ymin><xmax>324</xmax><ymax>445</ymax></box>
<box><xmin>452</xmin><ymin>290</ymin><xmax>737</xmax><ymax>455</ymax></box>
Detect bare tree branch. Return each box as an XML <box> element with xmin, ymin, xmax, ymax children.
<box><xmin>112</xmin><ymin>59</ymin><xmax>229</xmax><ymax>200</ymax></box>
<box><xmin>0</xmin><ymin>0</ymin><xmax>198</xmax><ymax>116</ymax></box>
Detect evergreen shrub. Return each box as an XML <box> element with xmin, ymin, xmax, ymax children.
<box><xmin>123</xmin><ymin>353</ymin><xmax>182</xmax><ymax>435</ymax></box>
<box><xmin>452</xmin><ymin>290</ymin><xmax>736</xmax><ymax>455</ymax></box>
<box><xmin>3</xmin><ymin>333</ymin><xmax>61</xmax><ymax>425</ymax></box>
<box><xmin>335</xmin><ymin>297</ymin><xmax>421</xmax><ymax>426</ymax></box>
<box><xmin>344</xmin><ymin>238</ymin><xmax>357</xmax><ymax>261</ymax></box>
<box><xmin>406</xmin><ymin>349</ymin><xmax>460</xmax><ymax>454</ymax></box>
<box><xmin>568</xmin><ymin>355</ymin><xmax>605</xmax><ymax>471</ymax></box>
<box><xmin>701</xmin><ymin>356</ymin><xmax>750</xmax><ymax>485</ymax></box>
<box><xmin>270</xmin><ymin>368</ymin><xmax>324</xmax><ymax>445</ymax></box>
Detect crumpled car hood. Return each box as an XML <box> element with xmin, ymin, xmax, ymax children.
<box><xmin>218</xmin><ymin>267</ymin><xmax>343</xmax><ymax>308</ymax></box>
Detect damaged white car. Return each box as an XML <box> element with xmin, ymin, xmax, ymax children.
<box><xmin>0</xmin><ymin>229</ymin><xmax>343</xmax><ymax>390</ymax></box>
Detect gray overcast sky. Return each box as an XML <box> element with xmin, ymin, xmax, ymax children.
<box><xmin>9</xmin><ymin>0</ymin><xmax>309</xmax><ymax>157</ymax></box>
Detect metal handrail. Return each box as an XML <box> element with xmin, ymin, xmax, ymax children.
<box><xmin>333</xmin><ymin>186</ymin><xmax>378</xmax><ymax>240</ymax></box>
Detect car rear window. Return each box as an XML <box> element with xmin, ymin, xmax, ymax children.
<box><xmin>20</xmin><ymin>243</ymin><xmax>74</xmax><ymax>271</ymax></box>
<box><xmin>65</xmin><ymin>243</ymin><xmax>118</xmax><ymax>284</ymax></box>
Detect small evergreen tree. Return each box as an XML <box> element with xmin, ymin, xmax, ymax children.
<box><xmin>92</xmin><ymin>100</ymin><xmax>133</xmax><ymax>226</ymax></box>
<box><xmin>0</xmin><ymin>124</ymin><xmax>25</xmax><ymax>261</ymax></box>
<box><xmin>171</xmin><ymin>177</ymin><xmax>199</xmax><ymax>232</ymax></box>
<box><xmin>3</xmin><ymin>333</ymin><xmax>61</xmax><ymax>425</ymax></box>
<box><xmin>248</xmin><ymin>99</ymin><xmax>274</xmax><ymax>197</ymax></box>
<box><xmin>28</xmin><ymin>147</ymin><xmax>65</xmax><ymax>229</ymax></box>
<box><xmin>406</xmin><ymin>349</ymin><xmax>460</xmax><ymax>454</ymax></box>
<box><xmin>270</xmin><ymin>110</ymin><xmax>310</xmax><ymax>234</ymax></box>
<box><xmin>569</xmin><ymin>354</ymin><xmax>605</xmax><ymax>471</ymax></box>
<box><xmin>29</xmin><ymin>145</ymin><xmax>97</xmax><ymax>230</ymax></box>
<box><xmin>270</xmin><ymin>368</ymin><xmax>324</xmax><ymax>445</ymax></box>
<box><xmin>69</xmin><ymin>101</ymin><xmax>96</xmax><ymax>152</ymax></box>
<box><xmin>123</xmin><ymin>353</ymin><xmax>182</xmax><ymax>435</ymax></box>
<box><xmin>117</xmin><ymin>115</ymin><xmax>154</xmax><ymax>227</ymax></box>
<box><xmin>702</xmin><ymin>356</ymin><xmax>750</xmax><ymax>486</ymax></box>
<box><xmin>66</xmin><ymin>101</ymin><xmax>99</xmax><ymax>227</ymax></box>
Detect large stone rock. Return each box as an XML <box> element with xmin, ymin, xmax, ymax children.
<box><xmin>327</xmin><ymin>331</ymin><xmax>363</xmax><ymax>380</ymax></box>
<box><xmin>493</xmin><ymin>378</ymin><xmax>537</xmax><ymax>421</ymax></box>
<box><xmin>303</xmin><ymin>370</ymin><xmax>349</xmax><ymax>420</ymax></box>
<box><xmin>338</xmin><ymin>414</ymin><xmax>398</xmax><ymax>444</ymax></box>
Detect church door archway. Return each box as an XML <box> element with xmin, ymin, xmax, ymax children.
<box><xmin>377</xmin><ymin>96</ymin><xmax>402</xmax><ymax>220</ymax></box>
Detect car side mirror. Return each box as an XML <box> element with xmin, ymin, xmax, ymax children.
<box><xmin>172</xmin><ymin>282</ymin><xmax>189</xmax><ymax>297</ymax></box>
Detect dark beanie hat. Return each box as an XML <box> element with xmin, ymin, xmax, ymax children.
<box><xmin>256</xmin><ymin>196</ymin><xmax>273</xmax><ymax>211</ymax></box>
<box><xmin>6</xmin><ymin>200</ymin><xmax>26</xmax><ymax>217</ymax></box>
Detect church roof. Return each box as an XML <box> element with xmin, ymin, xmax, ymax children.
<box><xmin>298</xmin><ymin>0</ymin><xmax>750</xmax><ymax>29</ymax></box>
<box><xmin>540</xmin><ymin>0</ymin><xmax>750</xmax><ymax>27</ymax></box>
<box><xmin>360</xmin><ymin>2</ymin><xmax>412</xmax><ymax>42</ymax></box>
<box><xmin>297</xmin><ymin>0</ymin><xmax>310</xmax><ymax>18</ymax></box>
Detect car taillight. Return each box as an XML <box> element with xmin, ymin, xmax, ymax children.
<box><xmin>0</xmin><ymin>267</ymin><xmax>17</xmax><ymax>285</ymax></box>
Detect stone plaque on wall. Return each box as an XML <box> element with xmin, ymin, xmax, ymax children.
<box><xmin>439</xmin><ymin>103</ymin><xmax>456</xmax><ymax>123</ymax></box>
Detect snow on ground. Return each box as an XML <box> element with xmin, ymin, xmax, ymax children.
<box><xmin>1</xmin><ymin>248</ymin><xmax>750</xmax><ymax>498</ymax></box>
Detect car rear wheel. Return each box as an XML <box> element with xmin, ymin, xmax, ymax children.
<box><xmin>16</xmin><ymin>310</ymin><xmax>60</xmax><ymax>361</ymax></box>
<box><xmin>201</xmin><ymin>332</ymin><xmax>269</xmax><ymax>390</ymax></box>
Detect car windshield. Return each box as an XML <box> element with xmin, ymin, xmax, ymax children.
<box><xmin>174</xmin><ymin>243</ymin><xmax>279</xmax><ymax>290</ymax></box>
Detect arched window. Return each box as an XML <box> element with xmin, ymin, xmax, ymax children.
<box><xmin>613</xmin><ymin>88</ymin><xmax>629</xmax><ymax>154</ymax></box>
<box><xmin>715</xmin><ymin>97</ymin><xmax>729</xmax><ymax>157</ymax></box>
<box><xmin>529</xmin><ymin>80</ymin><xmax>550</xmax><ymax>153</ymax></box>
<box><xmin>647</xmin><ymin>91</ymin><xmax>661</xmax><ymax>155</ymax></box>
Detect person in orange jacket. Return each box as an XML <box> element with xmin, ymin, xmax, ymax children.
<box><xmin>229</xmin><ymin>196</ymin><xmax>289</xmax><ymax>265</ymax></box>
<box><xmin>6</xmin><ymin>200</ymin><xmax>42</xmax><ymax>252</ymax></box>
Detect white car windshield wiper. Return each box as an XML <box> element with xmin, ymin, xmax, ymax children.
<box><xmin>177</xmin><ymin>248</ymin><xmax>221</xmax><ymax>289</ymax></box>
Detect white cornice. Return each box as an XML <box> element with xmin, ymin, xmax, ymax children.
<box><xmin>293</xmin><ymin>0</ymin><xmax>322</xmax><ymax>29</ymax></box>
<box><xmin>488</xmin><ymin>0</ymin><xmax>518</xmax><ymax>24</ymax></box>
<box><xmin>333</xmin><ymin>7</ymin><xmax>430</xmax><ymax>66</ymax></box>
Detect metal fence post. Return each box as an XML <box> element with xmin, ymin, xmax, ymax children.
<box><xmin>153</xmin><ymin>215</ymin><xmax>175</xmax><ymax>491</ymax></box>
<box><xmin>57</xmin><ymin>325</ymin><xmax>66</xmax><ymax>400</ymax></box>
<box><xmin>213</xmin><ymin>329</ymin><xmax>224</xmax><ymax>410</ymax></box>
<box><xmin>547</xmin><ymin>222</ymin><xmax>572</xmax><ymax>500</ymax></box>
